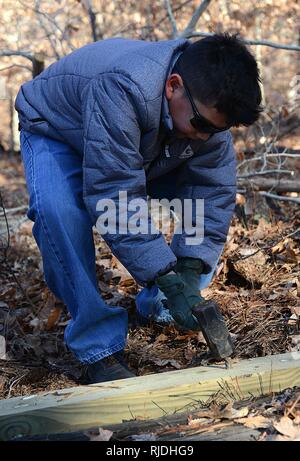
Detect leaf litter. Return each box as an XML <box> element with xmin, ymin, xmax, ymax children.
<box><xmin>0</xmin><ymin>152</ymin><xmax>300</xmax><ymax>440</ymax></box>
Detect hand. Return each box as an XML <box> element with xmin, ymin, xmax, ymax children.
<box><xmin>175</xmin><ymin>257</ymin><xmax>205</xmax><ymax>293</ymax></box>
<box><xmin>155</xmin><ymin>270</ymin><xmax>201</xmax><ymax>330</ymax></box>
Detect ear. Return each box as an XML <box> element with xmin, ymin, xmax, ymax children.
<box><xmin>165</xmin><ymin>73</ymin><xmax>184</xmax><ymax>100</ymax></box>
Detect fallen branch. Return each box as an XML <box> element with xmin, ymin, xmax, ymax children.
<box><xmin>237</xmin><ymin>153</ymin><xmax>300</xmax><ymax>171</ymax></box>
<box><xmin>237</xmin><ymin>169</ymin><xmax>294</xmax><ymax>179</ymax></box>
<box><xmin>259</xmin><ymin>191</ymin><xmax>300</xmax><ymax>205</ymax></box>
<box><xmin>0</xmin><ymin>205</ymin><xmax>28</xmax><ymax>215</ymax></box>
<box><xmin>237</xmin><ymin>178</ymin><xmax>300</xmax><ymax>193</ymax></box>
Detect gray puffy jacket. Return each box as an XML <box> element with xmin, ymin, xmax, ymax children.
<box><xmin>15</xmin><ymin>38</ymin><xmax>236</xmax><ymax>286</ymax></box>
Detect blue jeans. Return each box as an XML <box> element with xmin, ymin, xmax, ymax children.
<box><xmin>20</xmin><ymin>130</ymin><xmax>218</xmax><ymax>363</ymax></box>
<box><xmin>20</xmin><ymin>130</ymin><xmax>128</xmax><ymax>364</ymax></box>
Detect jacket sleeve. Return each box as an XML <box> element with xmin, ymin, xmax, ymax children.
<box><xmin>81</xmin><ymin>73</ymin><xmax>177</xmax><ymax>286</ymax></box>
<box><xmin>170</xmin><ymin>131</ymin><xmax>237</xmax><ymax>273</ymax></box>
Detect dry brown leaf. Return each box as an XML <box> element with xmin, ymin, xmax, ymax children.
<box><xmin>291</xmin><ymin>306</ymin><xmax>300</xmax><ymax>317</ymax></box>
<box><xmin>46</xmin><ymin>307</ymin><xmax>61</xmax><ymax>331</ymax></box>
<box><xmin>188</xmin><ymin>417</ymin><xmax>214</xmax><ymax>427</ymax></box>
<box><xmin>236</xmin><ymin>415</ymin><xmax>272</xmax><ymax>429</ymax></box>
<box><xmin>291</xmin><ymin>335</ymin><xmax>300</xmax><ymax>346</ymax></box>
<box><xmin>284</xmin><ymin>247</ymin><xmax>300</xmax><ymax>263</ymax></box>
<box><xmin>0</xmin><ymin>375</ymin><xmax>7</xmax><ymax>392</ymax></box>
<box><xmin>225</xmin><ymin>240</ymin><xmax>239</xmax><ymax>254</ymax></box>
<box><xmin>213</xmin><ymin>403</ymin><xmax>249</xmax><ymax>420</ymax></box>
<box><xmin>19</xmin><ymin>220</ymin><xmax>33</xmax><ymax>236</ymax></box>
<box><xmin>155</xmin><ymin>334</ymin><xmax>168</xmax><ymax>343</ymax></box>
<box><xmin>85</xmin><ymin>427</ymin><xmax>113</xmax><ymax>441</ymax></box>
<box><xmin>233</xmin><ymin>250</ymin><xmax>270</xmax><ymax>284</ymax></box>
<box><xmin>175</xmin><ymin>331</ymin><xmax>198</xmax><ymax>341</ymax></box>
<box><xmin>152</xmin><ymin>358</ymin><xmax>182</xmax><ymax>369</ymax></box>
<box><xmin>236</xmin><ymin>193</ymin><xmax>246</xmax><ymax>206</ymax></box>
<box><xmin>252</xmin><ymin>218</ymin><xmax>273</xmax><ymax>241</ymax></box>
<box><xmin>273</xmin><ymin>416</ymin><xmax>300</xmax><ymax>439</ymax></box>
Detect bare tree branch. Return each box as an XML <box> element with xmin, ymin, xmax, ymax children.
<box><xmin>237</xmin><ymin>153</ymin><xmax>300</xmax><ymax>172</ymax></box>
<box><xmin>259</xmin><ymin>191</ymin><xmax>300</xmax><ymax>205</ymax></box>
<box><xmin>80</xmin><ymin>0</ymin><xmax>99</xmax><ymax>42</ymax></box>
<box><xmin>238</xmin><ymin>178</ymin><xmax>300</xmax><ymax>193</ymax></box>
<box><xmin>179</xmin><ymin>0</ymin><xmax>212</xmax><ymax>38</ymax></box>
<box><xmin>0</xmin><ymin>64</ymin><xmax>32</xmax><ymax>73</ymax></box>
<box><xmin>0</xmin><ymin>51</ymin><xmax>45</xmax><ymax>77</ymax></box>
<box><xmin>164</xmin><ymin>0</ymin><xmax>178</xmax><ymax>38</ymax></box>
<box><xmin>186</xmin><ymin>31</ymin><xmax>300</xmax><ymax>52</ymax></box>
<box><xmin>19</xmin><ymin>0</ymin><xmax>75</xmax><ymax>57</ymax></box>
<box><xmin>0</xmin><ymin>205</ymin><xmax>28</xmax><ymax>216</ymax></box>
<box><xmin>110</xmin><ymin>0</ymin><xmax>194</xmax><ymax>40</ymax></box>
<box><xmin>38</xmin><ymin>16</ymin><xmax>62</xmax><ymax>60</ymax></box>
<box><xmin>157</xmin><ymin>0</ymin><xmax>194</xmax><ymax>28</ymax></box>
<box><xmin>0</xmin><ymin>50</ymin><xmax>34</xmax><ymax>62</ymax></box>
<box><xmin>237</xmin><ymin>169</ymin><xmax>294</xmax><ymax>179</ymax></box>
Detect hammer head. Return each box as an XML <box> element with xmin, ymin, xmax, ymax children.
<box><xmin>192</xmin><ymin>299</ymin><xmax>234</xmax><ymax>360</ymax></box>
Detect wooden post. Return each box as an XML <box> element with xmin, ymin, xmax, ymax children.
<box><xmin>0</xmin><ymin>352</ymin><xmax>299</xmax><ymax>441</ymax></box>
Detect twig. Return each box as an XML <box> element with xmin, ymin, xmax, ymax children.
<box><xmin>80</xmin><ymin>0</ymin><xmax>99</xmax><ymax>42</ymax></box>
<box><xmin>0</xmin><ymin>64</ymin><xmax>32</xmax><ymax>73</ymax></box>
<box><xmin>186</xmin><ymin>32</ymin><xmax>300</xmax><ymax>52</ymax></box>
<box><xmin>237</xmin><ymin>153</ymin><xmax>300</xmax><ymax>170</ymax></box>
<box><xmin>237</xmin><ymin>178</ymin><xmax>300</xmax><ymax>193</ymax></box>
<box><xmin>179</xmin><ymin>0</ymin><xmax>212</xmax><ymax>37</ymax></box>
<box><xmin>237</xmin><ymin>169</ymin><xmax>294</xmax><ymax>179</ymax></box>
<box><xmin>156</xmin><ymin>0</ymin><xmax>194</xmax><ymax>29</ymax></box>
<box><xmin>235</xmin><ymin>226</ymin><xmax>300</xmax><ymax>261</ymax></box>
<box><xmin>0</xmin><ymin>195</ymin><xmax>38</xmax><ymax>315</ymax></box>
<box><xmin>2</xmin><ymin>260</ymin><xmax>40</xmax><ymax>315</ymax></box>
<box><xmin>110</xmin><ymin>0</ymin><xmax>194</xmax><ymax>40</ymax></box>
<box><xmin>0</xmin><ymin>205</ymin><xmax>28</xmax><ymax>215</ymax></box>
<box><xmin>259</xmin><ymin>191</ymin><xmax>300</xmax><ymax>205</ymax></box>
<box><xmin>7</xmin><ymin>372</ymin><xmax>29</xmax><ymax>399</ymax></box>
<box><xmin>19</xmin><ymin>0</ymin><xmax>75</xmax><ymax>57</ymax></box>
<box><xmin>0</xmin><ymin>50</ymin><xmax>34</xmax><ymax>62</ymax></box>
<box><xmin>164</xmin><ymin>0</ymin><xmax>178</xmax><ymax>37</ymax></box>
<box><xmin>152</xmin><ymin>400</ymin><xmax>169</xmax><ymax>415</ymax></box>
<box><xmin>0</xmin><ymin>190</ymin><xmax>10</xmax><ymax>263</ymax></box>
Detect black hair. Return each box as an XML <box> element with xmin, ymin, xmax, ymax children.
<box><xmin>174</xmin><ymin>33</ymin><xmax>263</xmax><ymax>127</ymax></box>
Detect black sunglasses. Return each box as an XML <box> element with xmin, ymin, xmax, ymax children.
<box><xmin>181</xmin><ymin>77</ymin><xmax>230</xmax><ymax>135</ymax></box>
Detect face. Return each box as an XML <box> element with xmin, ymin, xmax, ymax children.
<box><xmin>165</xmin><ymin>73</ymin><xmax>228</xmax><ymax>141</ymax></box>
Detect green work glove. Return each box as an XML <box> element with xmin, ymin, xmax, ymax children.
<box><xmin>175</xmin><ymin>257</ymin><xmax>205</xmax><ymax>305</ymax></box>
<box><xmin>155</xmin><ymin>270</ymin><xmax>201</xmax><ymax>331</ymax></box>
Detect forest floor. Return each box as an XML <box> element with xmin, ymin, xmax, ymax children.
<box><xmin>0</xmin><ymin>140</ymin><xmax>299</xmax><ymax>440</ymax></box>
